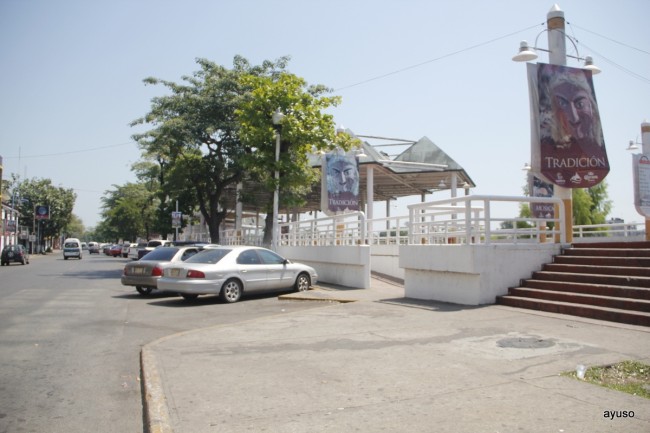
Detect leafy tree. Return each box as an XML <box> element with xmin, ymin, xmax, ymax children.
<box><xmin>236</xmin><ymin>71</ymin><xmax>357</xmax><ymax>244</ymax></box>
<box><xmin>131</xmin><ymin>56</ymin><xmax>354</xmax><ymax>244</ymax></box>
<box><xmin>101</xmin><ymin>183</ymin><xmax>154</xmax><ymax>242</ymax></box>
<box><xmin>7</xmin><ymin>175</ymin><xmax>76</xmax><ymax>249</ymax></box>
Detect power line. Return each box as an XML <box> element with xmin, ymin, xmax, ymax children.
<box><xmin>334</xmin><ymin>23</ymin><xmax>544</xmax><ymax>91</ymax></box>
<box><xmin>568</xmin><ymin>22</ymin><xmax>650</xmax><ymax>56</ymax></box>
<box><xmin>2</xmin><ymin>141</ymin><xmax>137</xmax><ymax>159</ymax></box>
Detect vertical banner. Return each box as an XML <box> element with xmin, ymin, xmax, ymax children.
<box><xmin>633</xmin><ymin>154</ymin><xmax>650</xmax><ymax>217</ymax></box>
<box><xmin>321</xmin><ymin>149</ymin><xmax>360</xmax><ymax>215</ymax></box>
<box><xmin>529</xmin><ymin>173</ymin><xmax>555</xmax><ymax>219</ymax></box>
<box><xmin>171</xmin><ymin>211</ymin><xmax>182</xmax><ymax>228</ymax></box>
<box><xmin>528</xmin><ymin>63</ymin><xmax>609</xmax><ymax>187</ymax></box>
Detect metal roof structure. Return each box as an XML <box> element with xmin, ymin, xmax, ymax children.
<box><xmin>235</xmin><ymin>130</ymin><xmax>476</xmax><ymax>215</ymax></box>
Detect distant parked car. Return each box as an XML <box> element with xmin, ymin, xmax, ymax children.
<box><xmin>157</xmin><ymin>246</ymin><xmax>317</xmax><ymax>302</ymax></box>
<box><xmin>109</xmin><ymin>244</ymin><xmax>123</xmax><ymax>257</ymax></box>
<box><xmin>121</xmin><ymin>245</ymin><xmax>203</xmax><ymax>295</ymax></box>
<box><xmin>1</xmin><ymin>244</ymin><xmax>29</xmax><ymax>266</ymax></box>
<box><xmin>88</xmin><ymin>242</ymin><xmax>100</xmax><ymax>254</ymax></box>
<box><xmin>138</xmin><ymin>239</ymin><xmax>172</xmax><ymax>259</ymax></box>
<box><xmin>121</xmin><ymin>242</ymin><xmax>132</xmax><ymax>258</ymax></box>
<box><xmin>128</xmin><ymin>242</ymin><xmax>146</xmax><ymax>260</ymax></box>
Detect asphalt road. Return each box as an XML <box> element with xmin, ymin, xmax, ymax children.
<box><xmin>0</xmin><ymin>251</ymin><xmax>324</xmax><ymax>433</ymax></box>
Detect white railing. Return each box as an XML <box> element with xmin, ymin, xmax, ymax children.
<box><xmin>366</xmin><ymin>215</ymin><xmax>410</xmax><ymax>245</ymax></box>
<box><xmin>573</xmin><ymin>222</ymin><xmax>645</xmax><ymax>240</ymax></box>
<box><xmin>407</xmin><ymin>195</ymin><xmax>566</xmax><ymax>245</ymax></box>
<box><xmin>279</xmin><ymin>212</ymin><xmax>366</xmax><ymax>247</ymax></box>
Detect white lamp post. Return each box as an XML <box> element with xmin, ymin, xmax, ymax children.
<box><xmin>512</xmin><ymin>5</ymin><xmax>602</xmax><ymax>243</ymax></box>
<box><xmin>271</xmin><ymin>108</ymin><xmax>285</xmax><ymax>251</ymax></box>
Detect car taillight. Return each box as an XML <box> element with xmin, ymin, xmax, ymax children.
<box><xmin>186</xmin><ymin>270</ymin><xmax>205</xmax><ymax>279</ymax></box>
<box><xmin>151</xmin><ymin>266</ymin><xmax>163</xmax><ymax>277</ymax></box>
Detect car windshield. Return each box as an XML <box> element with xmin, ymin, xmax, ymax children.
<box><xmin>186</xmin><ymin>248</ymin><xmax>231</xmax><ymax>264</ymax></box>
<box><xmin>65</xmin><ymin>242</ymin><xmax>79</xmax><ymax>248</ymax></box>
<box><xmin>140</xmin><ymin>247</ymin><xmax>179</xmax><ymax>261</ymax></box>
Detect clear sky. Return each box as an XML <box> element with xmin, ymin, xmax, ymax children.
<box><xmin>1</xmin><ymin>0</ymin><xmax>648</xmax><ymax>229</ymax></box>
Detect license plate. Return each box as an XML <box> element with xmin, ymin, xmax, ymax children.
<box><xmin>132</xmin><ymin>267</ymin><xmax>145</xmax><ymax>275</ymax></box>
<box><xmin>170</xmin><ymin>268</ymin><xmax>180</xmax><ymax>277</ymax></box>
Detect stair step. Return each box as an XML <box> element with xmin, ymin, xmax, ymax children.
<box><xmin>531</xmin><ymin>270</ymin><xmax>650</xmax><ymax>288</ymax></box>
<box><xmin>571</xmin><ymin>241</ymin><xmax>650</xmax><ymax>249</ymax></box>
<box><xmin>554</xmin><ymin>255</ymin><xmax>650</xmax><ymax>267</ymax></box>
<box><xmin>522</xmin><ymin>279</ymin><xmax>650</xmax><ymax>300</ymax></box>
<box><xmin>543</xmin><ymin>263</ymin><xmax>650</xmax><ymax>277</ymax></box>
<box><xmin>496</xmin><ymin>296</ymin><xmax>650</xmax><ymax>327</ymax></box>
<box><xmin>507</xmin><ymin>287</ymin><xmax>650</xmax><ymax>312</ymax></box>
<box><xmin>562</xmin><ymin>247</ymin><xmax>650</xmax><ymax>257</ymax></box>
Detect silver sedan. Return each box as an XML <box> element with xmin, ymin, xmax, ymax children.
<box><xmin>157</xmin><ymin>246</ymin><xmax>318</xmax><ymax>302</ymax></box>
<box><xmin>121</xmin><ymin>246</ymin><xmax>203</xmax><ymax>295</ymax></box>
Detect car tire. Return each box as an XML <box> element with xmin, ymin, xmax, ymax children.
<box><xmin>220</xmin><ymin>279</ymin><xmax>242</xmax><ymax>303</ymax></box>
<box><xmin>181</xmin><ymin>293</ymin><xmax>199</xmax><ymax>301</ymax></box>
<box><xmin>136</xmin><ymin>286</ymin><xmax>153</xmax><ymax>296</ymax></box>
<box><xmin>64</xmin><ymin>257</ymin><xmax>68</xmax><ymax>260</ymax></box>
<box><xmin>294</xmin><ymin>273</ymin><xmax>311</xmax><ymax>292</ymax></box>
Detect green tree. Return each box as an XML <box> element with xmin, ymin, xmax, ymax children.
<box><xmin>236</xmin><ymin>71</ymin><xmax>357</xmax><ymax>244</ymax></box>
<box><xmin>131</xmin><ymin>56</ymin><xmax>353</xmax><ymax>244</ymax></box>
<box><xmin>8</xmin><ymin>176</ymin><xmax>76</xmax><ymax>249</ymax></box>
<box><xmin>101</xmin><ymin>183</ymin><xmax>154</xmax><ymax>242</ymax></box>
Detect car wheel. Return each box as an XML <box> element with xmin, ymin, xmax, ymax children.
<box><xmin>136</xmin><ymin>286</ymin><xmax>153</xmax><ymax>296</ymax></box>
<box><xmin>181</xmin><ymin>293</ymin><xmax>199</xmax><ymax>301</ymax></box>
<box><xmin>220</xmin><ymin>279</ymin><xmax>242</xmax><ymax>303</ymax></box>
<box><xmin>64</xmin><ymin>257</ymin><xmax>68</xmax><ymax>260</ymax></box>
<box><xmin>294</xmin><ymin>273</ymin><xmax>311</xmax><ymax>292</ymax></box>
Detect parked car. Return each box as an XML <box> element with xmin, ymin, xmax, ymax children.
<box><xmin>62</xmin><ymin>238</ymin><xmax>83</xmax><ymax>260</ymax></box>
<box><xmin>157</xmin><ymin>246</ymin><xmax>317</xmax><ymax>302</ymax></box>
<box><xmin>138</xmin><ymin>239</ymin><xmax>172</xmax><ymax>260</ymax></box>
<box><xmin>109</xmin><ymin>244</ymin><xmax>123</xmax><ymax>257</ymax></box>
<box><xmin>102</xmin><ymin>244</ymin><xmax>112</xmax><ymax>255</ymax></box>
<box><xmin>1</xmin><ymin>244</ymin><xmax>30</xmax><ymax>266</ymax></box>
<box><xmin>121</xmin><ymin>242</ymin><xmax>132</xmax><ymax>258</ymax></box>
<box><xmin>121</xmin><ymin>246</ymin><xmax>204</xmax><ymax>295</ymax></box>
<box><xmin>128</xmin><ymin>242</ymin><xmax>146</xmax><ymax>260</ymax></box>
<box><xmin>88</xmin><ymin>242</ymin><xmax>100</xmax><ymax>254</ymax></box>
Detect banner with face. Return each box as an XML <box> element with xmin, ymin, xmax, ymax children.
<box><xmin>321</xmin><ymin>150</ymin><xmax>360</xmax><ymax>214</ymax></box>
<box><xmin>527</xmin><ymin>63</ymin><xmax>609</xmax><ymax>188</ymax></box>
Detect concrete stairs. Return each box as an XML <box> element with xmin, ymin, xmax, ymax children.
<box><xmin>497</xmin><ymin>241</ymin><xmax>650</xmax><ymax>327</ymax></box>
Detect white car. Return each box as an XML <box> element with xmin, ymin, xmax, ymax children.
<box><xmin>157</xmin><ymin>246</ymin><xmax>318</xmax><ymax>303</ymax></box>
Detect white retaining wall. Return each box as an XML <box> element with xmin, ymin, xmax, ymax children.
<box><xmin>278</xmin><ymin>245</ymin><xmax>371</xmax><ymax>289</ymax></box>
<box><xmin>399</xmin><ymin>243</ymin><xmax>562</xmax><ymax>305</ymax></box>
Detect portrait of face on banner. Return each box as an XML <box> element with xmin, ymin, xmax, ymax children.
<box><xmin>321</xmin><ymin>150</ymin><xmax>360</xmax><ymax>215</ymax></box>
<box><xmin>527</xmin><ymin>63</ymin><xmax>609</xmax><ymax>188</ymax></box>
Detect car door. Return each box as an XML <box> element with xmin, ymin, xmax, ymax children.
<box><xmin>235</xmin><ymin>249</ymin><xmax>268</xmax><ymax>292</ymax></box>
<box><xmin>257</xmin><ymin>249</ymin><xmax>293</xmax><ymax>289</ymax></box>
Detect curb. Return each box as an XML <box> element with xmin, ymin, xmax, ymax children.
<box><xmin>141</xmin><ymin>347</ymin><xmax>173</xmax><ymax>433</ymax></box>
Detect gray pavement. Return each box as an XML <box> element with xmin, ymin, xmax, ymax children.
<box><xmin>141</xmin><ymin>277</ymin><xmax>650</xmax><ymax>433</ymax></box>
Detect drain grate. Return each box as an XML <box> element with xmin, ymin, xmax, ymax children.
<box><xmin>496</xmin><ymin>337</ymin><xmax>556</xmax><ymax>349</ymax></box>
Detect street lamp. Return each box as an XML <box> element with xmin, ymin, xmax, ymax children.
<box><xmin>271</xmin><ymin>108</ymin><xmax>285</xmax><ymax>251</ymax></box>
<box><xmin>512</xmin><ymin>5</ymin><xmax>603</xmax><ymax>243</ymax></box>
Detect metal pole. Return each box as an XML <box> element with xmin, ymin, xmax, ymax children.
<box><xmin>272</xmin><ymin>129</ymin><xmax>280</xmax><ymax>251</ymax></box>
<box><xmin>642</xmin><ymin>121</ymin><xmax>650</xmax><ymax>240</ymax></box>
<box><xmin>547</xmin><ymin>5</ymin><xmax>573</xmax><ymax>243</ymax></box>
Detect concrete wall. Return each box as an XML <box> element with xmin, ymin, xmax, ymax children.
<box><xmin>399</xmin><ymin>244</ymin><xmax>562</xmax><ymax>305</ymax></box>
<box><xmin>279</xmin><ymin>245</ymin><xmax>371</xmax><ymax>289</ymax></box>
<box><xmin>370</xmin><ymin>244</ymin><xmax>404</xmax><ymax>281</ymax></box>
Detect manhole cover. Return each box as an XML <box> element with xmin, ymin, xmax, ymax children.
<box><xmin>496</xmin><ymin>337</ymin><xmax>556</xmax><ymax>349</ymax></box>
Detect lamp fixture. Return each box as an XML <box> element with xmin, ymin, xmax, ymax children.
<box><xmin>522</xmin><ymin>162</ymin><xmax>532</xmax><ymax>171</ymax></box>
<box><xmin>512</xmin><ymin>32</ymin><xmax>601</xmax><ymax>74</ymax></box>
<box><xmin>272</xmin><ymin>108</ymin><xmax>285</xmax><ymax>125</ymax></box>
<box><xmin>438</xmin><ymin>179</ymin><xmax>447</xmax><ymax>189</ymax></box>
<box><xmin>356</xmin><ymin>147</ymin><xmax>367</xmax><ymax>158</ymax></box>
<box><xmin>626</xmin><ymin>140</ymin><xmax>641</xmax><ymax>152</ymax></box>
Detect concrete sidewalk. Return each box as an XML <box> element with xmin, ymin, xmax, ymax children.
<box><xmin>141</xmin><ymin>278</ymin><xmax>650</xmax><ymax>433</ymax></box>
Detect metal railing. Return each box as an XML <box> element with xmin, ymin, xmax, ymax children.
<box><xmin>279</xmin><ymin>212</ymin><xmax>367</xmax><ymax>247</ymax></box>
<box><xmin>407</xmin><ymin>195</ymin><xmax>566</xmax><ymax>245</ymax></box>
